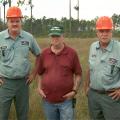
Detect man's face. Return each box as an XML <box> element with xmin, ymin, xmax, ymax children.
<box><xmin>50</xmin><ymin>35</ymin><xmax>64</xmax><ymax>47</ymax></box>
<box><xmin>7</xmin><ymin>17</ymin><xmax>22</xmax><ymax>33</ymax></box>
<box><xmin>96</xmin><ymin>29</ymin><xmax>112</xmax><ymax>44</ymax></box>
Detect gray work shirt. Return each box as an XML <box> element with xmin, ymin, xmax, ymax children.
<box><xmin>0</xmin><ymin>29</ymin><xmax>40</xmax><ymax>79</ymax></box>
<box><xmin>89</xmin><ymin>40</ymin><xmax>120</xmax><ymax>90</ymax></box>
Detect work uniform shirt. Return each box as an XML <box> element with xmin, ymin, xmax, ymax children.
<box><xmin>0</xmin><ymin>29</ymin><xmax>40</xmax><ymax>79</ymax></box>
<box><xmin>89</xmin><ymin>40</ymin><xmax>120</xmax><ymax>90</ymax></box>
<box><xmin>38</xmin><ymin>45</ymin><xmax>82</xmax><ymax>103</ymax></box>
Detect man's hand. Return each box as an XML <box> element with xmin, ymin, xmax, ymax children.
<box><xmin>63</xmin><ymin>91</ymin><xmax>76</xmax><ymax>100</ymax></box>
<box><xmin>0</xmin><ymin>78</ymin><xmax>4</xmax><ymax>86</ymax></box>
<box><xmin>26</xmin><ymin>74</ymin><xmax>35</xmax><ymax>85</ymax></box>
<box><xmin>108</xmin><ymin>88</ymin><xmax>120</xmax><ymax>100</ymax></box>
<box><xmin>84</xmin><ymin>87</ymin><xmax>90</xmax><ymax>96</ymax></box>
<box><xmin>37</xmin><ymin>87</ymin><xmax>46</xmax><ymax>98</ymax></box>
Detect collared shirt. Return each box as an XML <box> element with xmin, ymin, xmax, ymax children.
<box><xmin>0</xmin><ymin>29</ymin><xmax>40</xmax><ymax>79</ymax></box>
<box><xmin>38</xmin><ymin>45</ymin><xmax>82</xmax><ymax>103</ymax></box>
<box><xmin>89</xmin><ymin>40</ymin><xmax>120</xmax><ymax>90</ymax></box>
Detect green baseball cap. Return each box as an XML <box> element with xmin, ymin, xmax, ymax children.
<box><xmin>49</xmin><ymin>26</ymin><xmax>64</xmax><ymax>36</ymax></box>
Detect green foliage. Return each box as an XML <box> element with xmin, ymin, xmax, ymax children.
<box><xmin>22</xmin><ymin>14</ymin><xmax>120</xmax><ymax>38</ymax></box>
<box><xmin>113</xmin><ymin>31</ymin><xmax>120</xmax><ymax>37</ymax></box>
<box><xmin>1</xmin><ymin>13</ymin><xmax>120</xmax><ymax>37</ymax></box>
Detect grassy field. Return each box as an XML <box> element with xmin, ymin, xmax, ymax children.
<box><xmin>9</xmin><ymin>37</ymin><xmax>100</xmax><ymax>120</ymax></box>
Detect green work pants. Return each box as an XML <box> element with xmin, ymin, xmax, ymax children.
<box><xmin>88</xmin><ymin>88</ymin><xmax>120</xmax><ymax>120</ymax></box>
<box><xmin>0</xmin><ymin>78</ymin><xmax>29</xmax><ymax>120</ymax></box>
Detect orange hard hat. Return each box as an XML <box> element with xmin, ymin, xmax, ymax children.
<box><xmin>96</xmin><ymin>16</ymin><xmax>113</xmax><ymax>30</ymax></box>
<box><xmin>6</xmin><ymin>6</ymin><xmax>23</xmax><ymax>18</ymax></box>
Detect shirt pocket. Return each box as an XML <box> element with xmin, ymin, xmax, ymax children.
<box><xmin>103</xmin><ymin>61</ymin><xmax>119</xmax><ymax>78</ymax></box>
<box><xmin>59</xmin><ymin>61</ymin><xmax>71</xmax><ymax>76</ymax></box>
<box><xmin>103</xmin><ymin>63</ymin><xmax>112</xmax><ymax>75</ymax></box>
<box><xmin>0</xmin><ymin>47</ymin><xmax>12</xmax><ymax>62</ymax></box>
<box><xmin>112</xmin><ymin>61</ymin><xmax>120</xmax><ymax>76</ymax></box>
<box><xmin>15</xmin><ymin>45</ymin><xmax>29</xmax><ymax>58</ymax></box>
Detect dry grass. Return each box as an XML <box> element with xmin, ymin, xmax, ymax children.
<box><xmin>9</xmin><ymin>37</ymin><xmax>99</xmax><ymax>120</ymax></box>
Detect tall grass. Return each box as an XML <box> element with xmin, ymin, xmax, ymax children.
<box><xmin>9</xmin><ymin>37</ymin><xmax>100</xmax><ymax>120</ymax></box>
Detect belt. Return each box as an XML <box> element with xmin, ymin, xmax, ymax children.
<box><xmin>90</xmin><ymin>88</ymin><xmax>115</xmax><ymax>94</ymax></box>
<box><xmin>3</xmin><ymin>76</ymin><xmax>27</xmax><ymax>80</ymax></box>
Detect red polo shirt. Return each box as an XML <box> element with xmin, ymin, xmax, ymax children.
<box><xmin>38</xmin><ymin>45</ymin><xmax>82</xmax><ymax>103</ymax></box>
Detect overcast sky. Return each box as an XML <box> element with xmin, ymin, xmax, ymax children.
<box><xmin>1</xmin><ymin>0</ymin><xmax>120</xmax><ymax>20</ymax></box>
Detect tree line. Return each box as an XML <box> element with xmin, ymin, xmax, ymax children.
<box><xmin>1</xmin><ymin>13</ymin><xmax>120</xmax><ymax>38</ymax></box>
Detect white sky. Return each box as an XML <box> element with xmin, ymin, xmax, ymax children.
<box><xmin>0</xmin><ymin>0</ymin><xmax>120</xmax><ymax>20</ymax></box>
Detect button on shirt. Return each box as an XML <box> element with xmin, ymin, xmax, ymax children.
<box><xmin>0</xmin><ymin>29</ymin><xmax>40</xmax><ymax>79</ymax></box>
<box><xmin>89</xmin><ymin>40</ymin><xmax>120</xmax><ymax>90</ymax></box>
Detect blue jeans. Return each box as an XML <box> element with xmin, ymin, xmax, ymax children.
<box><xmin>43</xmin><ymin>99</ymin><xmax>74</xmax><ymax>120</ymax></box>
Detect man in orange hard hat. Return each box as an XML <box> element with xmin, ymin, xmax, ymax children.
<box><xmin>0</xmin><ymin>6</ymin><xmax>40</xmax><ymax>120</ymax></box>
<box><xmin>85</xmin><ymin>16</ymin><xmax>120</xmax><ymax>120</ymax></box>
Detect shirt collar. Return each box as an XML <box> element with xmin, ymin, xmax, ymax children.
<box><xmin>4</xmin><ymin>29</ymin><xmax>10</xmax><ymax>39</ymax></box>
<box><xmin>48</xmin><ymin>43</ymin><xmax>68</xmax><ymax>55</ymax></box>
<box><xmin>96</xmin><ymin>40</ymin><xmax>113</xmax><ymax>52</ymax></box>
<box><xmin>4</xmin><ymin>29</ymin><xmax>24</xmax><ymax>39</ymax></box>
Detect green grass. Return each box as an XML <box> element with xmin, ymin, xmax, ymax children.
<box><xmin>9</xmin><ymin>37</ymin><xmax>110</xmax><ymax>120</ymax></box>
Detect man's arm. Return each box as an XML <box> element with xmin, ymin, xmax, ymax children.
<box><xmin>63</xmin><ymin>74</ymin><xmax>82</xmax><ymax>99</ymax></box>
<box><xmin>0</xmin><ymin>78</ymin><xmax>4</xmax><ymax>86</ymax></box>
<box><xmin>73</xmin><ymin>74</ymin><xmax>82</xmax><ymax>92</ymax></box>
<box><xmin>26</xmin><ymin>54</ymin><xmax>40</xmax><ymax>84</ymax></box>
<box><xmin>32</xmin><ymin>54</ymin><xmax>41</xmax><ymax>78</ymax></box>
<box><xmin>37</xmin><ymin>76</ymin><xmax>46</xmax><ymax>98</ymax></box>
<box><xmin>84</xmin><ymin>68</ymin><xmax>90</xmax><ymax>96</ymax></box>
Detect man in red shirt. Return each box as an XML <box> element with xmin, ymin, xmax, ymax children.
<box><xmin>36</xmin><ymin>26</ymin><xmax>82</xmax><ymax>120</ymax></box>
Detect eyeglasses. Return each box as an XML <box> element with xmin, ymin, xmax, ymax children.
<box><xmin>7</xmin><ymin>18</ymin><xmax>21</xmax><ymax>24</ymax></box>
<box><xmin>9</xmin><ymin>20</ymin><xmax>21</xmax><ymax>23</ymax></box>
<box><xmin>51</xmin><ymin>35</ymin><xmax>61</xmax><ymax>38</ymax></box>
<box><xmin>98</xmin><ymin>29</ymin><xmax>112</xmax><ymax>33</ymax></box>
